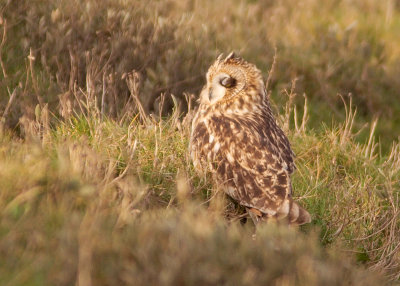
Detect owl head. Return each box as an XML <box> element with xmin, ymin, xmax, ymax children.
<box><xmin>200</xmin><ymin>52</ymin><xmax>267</xmax><ymax>108</ymax></box>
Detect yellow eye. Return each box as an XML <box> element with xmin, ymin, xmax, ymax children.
<box><xmin>220</xmin><ymin>77</ymin><xmax>236</xmax><ymax>88</ymax></box>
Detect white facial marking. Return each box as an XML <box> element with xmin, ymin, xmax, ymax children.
<box><xmin>208</xmin><ymin>73</ymin><xmax>230</xmax><ymax>104</ymax></box>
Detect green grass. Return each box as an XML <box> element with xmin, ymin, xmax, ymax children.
<box><xmin>1</xmin><ymin>0</ymin><xmax>400</xmax><ymax>284</ymax></box>
<box><xmin>1</xmin><ymin>98</ymin><xmax>399</xmax><ymax>284</ymax></box>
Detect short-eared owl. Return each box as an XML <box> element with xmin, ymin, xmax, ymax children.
<box><xmin>190</xmin><ymin>53</ymin><xmax>311</xmax><ymax>225</ymax></box>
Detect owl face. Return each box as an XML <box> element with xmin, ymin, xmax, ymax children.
<box><xmin>201</xmin><ymin>72</ymin><xmax>235</xmax><ymax>104</ymax></box>
<box><xmin>199</xmin><ymin>53</ymin><xmax>266</xmax><ymax>108</ymax></box>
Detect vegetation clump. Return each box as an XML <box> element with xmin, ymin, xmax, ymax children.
<box><xmin>1</xmin><ymin>0</ymin><xmax>400</xmax><ymax>285</ymax></box>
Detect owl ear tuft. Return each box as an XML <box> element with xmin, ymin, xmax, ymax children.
<box><xmin>216</xmin><ymin>53</ymin><xmax>224</xmax><ymax>61</ymax></box>
<box><xmin>220</xmin><ymin>76</ymin><xmax>236</xmax><ymax>88</ymax></box>
<box><xmin>225</xmin><ymin>52</ymin><xmax>236</xmax><ymax>61</ymax></box>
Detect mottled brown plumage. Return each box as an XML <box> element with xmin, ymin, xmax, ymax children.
<box><xmin>190</xmin><ymin>53</ymin><xmax>311</xmax><ymax>225</ymax></box>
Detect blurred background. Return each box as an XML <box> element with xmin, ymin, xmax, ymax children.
<box><xmin>1</xmin><ymin>0</ymin><xmax>400</xmax><ymax>150</ymax></box>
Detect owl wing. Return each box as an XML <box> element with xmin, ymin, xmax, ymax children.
<box><xmin>191</xmin><ymin>113</ymin><xmax>309</xmax><ymax>222</ymax></box>
<box><xmin>207</xmin><ymin>115</ymin><xmax>295</xmax><ymax>216</ymax></box>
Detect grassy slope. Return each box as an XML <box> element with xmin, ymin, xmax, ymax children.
<box><xmin>1</xmin><ymin>0</ymin><xmax>400</xmax><ymax>284</ymax></box>
<box><xmin>0</xmin><ymin>100</ymin><xmax>399</xmax><ymax>285</ymax></box>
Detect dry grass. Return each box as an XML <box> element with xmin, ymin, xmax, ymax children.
<box><xmin>0</xmin><ymin>102</ymin><xmax>397</xmax><ymax>285</ymax></box>
<box><xmin>1</xmin><ymin>73</ymin><xmax>399</xmax><ymax>284</ymax></box>
<box><xmin>2</xmin><ymin>0</ymin><xmax>400</xmax><ymax>144</ymax></box>
<box><xmin>1</xmin><ymin>0</ymin><xmax>400</xmax><ymax>284</ymax></box>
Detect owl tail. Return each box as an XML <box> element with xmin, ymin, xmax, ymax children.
<box><xmin>277</xmin><ymin>198</ymin><xmax>311</xmax><ymax>225</ymax></box>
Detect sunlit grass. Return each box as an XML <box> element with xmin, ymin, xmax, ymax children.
<box><xmin>1</xmin><ymin>0</ymin><xmax>400</xmax><ymax>284</ymax></box>
<box><xmin>1</xmin><ymin>91</ymin><xmax>399</xmax><ymax>284</ymax></box>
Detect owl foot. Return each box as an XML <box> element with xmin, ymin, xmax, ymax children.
<box><xmin>246</xmin><ymin>207</ymin><xmax>262</xmax><ymax>226</ymax></box>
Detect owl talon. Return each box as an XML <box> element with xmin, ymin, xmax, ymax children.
<box><xmin>247</xmin><ymin>207</ymin><xmax>261</xmax><ymax>226</ymax></box>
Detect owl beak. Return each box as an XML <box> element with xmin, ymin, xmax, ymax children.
<box><xmin>208</xmin><ymin>88</ymin><xmax>213</xmax><ymax>101</ymax></box>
